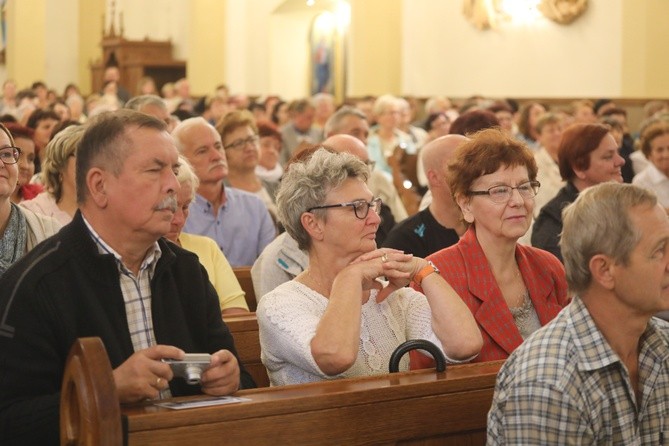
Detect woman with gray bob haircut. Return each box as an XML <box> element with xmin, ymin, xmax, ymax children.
<box><xmin>21</xmin><ymin>124</ymin><xmax>85</xmax><ymax>225</ymax></box>
<box><xmin>257</xmin><ymin>148</ymin><xmax>482</xmax><ymax>386</ymax></box>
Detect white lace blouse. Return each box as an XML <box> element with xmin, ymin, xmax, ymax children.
<box><xmin>257</xmin><ymin>281</ymin><xmax>460</xmax><ymax>386</ymax></box>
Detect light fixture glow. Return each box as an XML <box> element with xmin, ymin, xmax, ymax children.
<box><xmin>498</xmin><ymin>0</ymin><xmax>541</xmax><ymax>24</ymax></box>
<box><xmin>306</xmin><ymin>0</ymin><xmax>315</xmax><ymax>6</ymax></box>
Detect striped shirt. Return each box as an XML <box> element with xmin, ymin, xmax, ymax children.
<box><xmin>487</xmin><ymin>296</ymin><xmax>669</xmax><ymax>445</ymax></box>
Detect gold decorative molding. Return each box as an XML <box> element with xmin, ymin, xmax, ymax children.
<box><xmin>538</xmin><ymin>0</ymin><xmax>588</xmax><ymax>25</ymax></box>
<box><xmin>462</xmin><ymin>0</ymin><xmax>588</xmax><ymax>30</ymax></box>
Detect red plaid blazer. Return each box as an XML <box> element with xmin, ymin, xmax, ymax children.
<box><xmin>413</xmin><ymin>226</ymin><xmax>569</xmax><ymax>364</ymax></box>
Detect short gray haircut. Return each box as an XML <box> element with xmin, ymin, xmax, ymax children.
<box><xmin>373</xmin><ymin>94</ymin><xmax>400</xmax><ymax>117</ymax></box>
<box><xmin>323</xmin><ymin>106</ymin><xmax>367</xmax><ymax>136</ymax></box>
<box><xmin>176</xmin><ymin>155</ymin><xmax>200</xmax><ymax>200</ymax></box>
<box><xmin>276</xmin><ymin>148</ymin><xmax>370</xmax><ymax>251</ymax></box>
<box><xmin>125</xmin><ymin>94</ymin><xmax>167</xmax><ymax>112</ymax></box>
<box><xmin>171</xmin><ymin>117</ymin><xmax>215</xmax><ymax>153</ymax></box>
<box><xmin>561</xmin><ymin>183</ymin><xmax>657</xmax><ymax>294</ymax></box>
<box><xmin>76</xmin><ymin>110</ymin><xmax>167</xmax><ymax>203</ymax></box>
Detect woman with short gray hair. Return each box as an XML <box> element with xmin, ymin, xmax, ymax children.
<box><xmin>257</xmin><ymin>148</ymin><xmax>482</xmax><ymax>386</ymax></box>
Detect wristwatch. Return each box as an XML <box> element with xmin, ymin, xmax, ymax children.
<box><xmin>412</xmin><ymin>260</ymin><xmax>440</xmax><ymax>286</ymax></box>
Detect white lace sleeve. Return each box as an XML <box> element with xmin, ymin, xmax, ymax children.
<box><xmin>257</xmin><ymin>281</ymin><xmax>344</xmax><ymax>385</ymax></box>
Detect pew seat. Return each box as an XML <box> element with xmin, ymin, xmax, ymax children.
<box><xmin>61</xmin><ymin>337</ymin><xmax>502</xmax><ymax>446</ymax></box>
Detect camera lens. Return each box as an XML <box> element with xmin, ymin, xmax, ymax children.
<box><xmin>185</xmin><ymin>365</ymin><xmax>202</xmax><ymax>385</ymax></box>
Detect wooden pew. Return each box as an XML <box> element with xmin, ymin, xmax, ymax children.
<box><xmin>223</xmin><ymin>313</ymin><xmax>269</xmax><ymax>388</ymax></box>
<box><xmin>61</xmin><ymin>337</ymin><xmax>502</xmax><ymax>446</ymax></box>
<box><xmin>232</xmin><ymin>266</ymin><xmax>257</xmax><ymax>312</ymax></box>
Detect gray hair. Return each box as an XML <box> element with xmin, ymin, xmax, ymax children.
<box><xmin>76</xmin><ymin>109</ymin><xmax>167</xmax><ymax>203</ymax></box>
<box><xmin>171</xmin><ymin>117</ymin><xmax>215</xmax><ymax>153</ymax></box>
<box><xmin>561</xmin><ymin>183</ymin><xmax>657</xmax><ymax>294</ymax></box>
<box><xmin>373</xmin><ymin>94</ymin><xmax>400</xmax><ymax>117</ymax></box>
<box><xmin>276</xmin><ymin>148</ymin><xmax>370</xmax><ymax>250</ymax></box>
<box><xmin>176</xmin><ymin>155</ymin><xmax>200</xmax><ymax>200</ymax></box>
<box><xmin>42</xmin><ymin>125</ymin><xmax>86</xmax><ymax>201</ymax></box>
<box><xmin>323</xmin><ymin>106</ymin><xmax>367</xmax><ymax>137</ymax></box>
<box><xmin>125</xmin><ymin>94</ymin><xmax>167</xmax><ymax>112</ymax></box>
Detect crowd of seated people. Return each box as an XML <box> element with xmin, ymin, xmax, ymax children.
<box><xmin>3</xmin><ymin>73</ymin><xmax>669</xmax><ymax>442</ymax></box>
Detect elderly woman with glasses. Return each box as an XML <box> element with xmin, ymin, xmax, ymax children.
<box><xmin>0</xmin><ymin>123</ymin><xmax>60</xmax><ymax>277</ymax></box>
<box><xmin>413</xmin><ymin>128</ymin><xmax>569</xmax><ymax>365</ymax></box>
<box><xmin>257</xmin><ymin>148</ymin><xmax>482</xmax><ymax>386</ymax></box>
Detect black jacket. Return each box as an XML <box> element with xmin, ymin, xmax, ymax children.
<box><xmin>531</xmin><ymin>182</ymin><xmax>580</xmax><ymax>262</ymax></box>
<box><xmin>0</xmin><ymin>212</ymin><xmax>255</xmax><ymax>444</ymax></box>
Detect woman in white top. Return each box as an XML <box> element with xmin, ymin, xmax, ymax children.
<box><xmin>632</xmin><ymin>121</ymin><xmax>669</xmax><ymax>210</ymax></box>
<box><xmin>257</xmin><ymin>148</ymin><xmax>481</xmax><ymax>386</ymax></box>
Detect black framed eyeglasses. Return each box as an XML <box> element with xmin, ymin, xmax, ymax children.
<box><xmin>0</xmin><ymin>146</ymin><xmax>21</xmax><ymax>165</ymax></box>
<box><xmin>224</xmin><ymin>135</ymin><xmax>259</xmax><ymax>151</ymax></box>
<box><xmin>467</xmin><ymin>180</ymin><xmax>540</xmax><ymax>204</ymax></box>
<box><xmin>307</xmin><ymin>197</ymin><xmax>383</xmax><ymax>220</ymax></box>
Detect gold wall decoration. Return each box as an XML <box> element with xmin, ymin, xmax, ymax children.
<box><xmin>462</xmin><ymin>0</ymin><xmax>588</xmax><ymax>30</ymax></box>
<box><xmin>538</xmin><ymin>0</ymin><xmax>588</xmax><ymax>25</ymax></box>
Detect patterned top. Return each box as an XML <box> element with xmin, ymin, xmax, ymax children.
<box><xmin>487</xmin><ymin>296</ymin><xmax>669</xmax><ymax>445</ymax></box>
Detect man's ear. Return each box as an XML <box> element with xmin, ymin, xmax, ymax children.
<box><xmin>455</xmin><ymin>194</ymin><xmax>474</xmax><ymax>224</ymax></box>
<box><xmin>300</xmin><ymin>211</ymin><xmax>325</xmax><ymax>242</ymax></box>
<box><xmin>86</xmin><ymin>168</ymin><xmax>108</xmax><ymax>208</ymax></box>
<box><xmin>589</xmin><ymin>254</ymin><xmax>616</xmax><ymax>290</ymax></box>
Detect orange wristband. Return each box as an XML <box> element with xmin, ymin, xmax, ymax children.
<box><xmin>413</xmin><ymin>261</ymin><xmax>440</xmax><ymax>286</ymax></box>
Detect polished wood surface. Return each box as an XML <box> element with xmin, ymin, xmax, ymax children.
<box><xmin>60</xmin><ymin>336</ymin><xmax>501</xmax><ymax>446</ymax></box>
<box><xmin>122</xmin><ymin>361</ymin><xmax>502</xmax><ymax>445</ymax></box>
<box><xmin>223</xmin><ymin>313</ymin><xmax>269</xmax><ymax>388</ymax></box>
<box><xmin>232</xmin><ymin>266</ymin><xmax>257</xmax><ymax>312</ymax></box>
<box><xmin>60</xmin><ymin>338</ymin><xmax>122</xmax><ymax>446</ymax></box>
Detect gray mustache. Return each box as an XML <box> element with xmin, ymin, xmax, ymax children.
<box><xmin>155</xmin><ymin>195</ymin><xmax>178</xmax><ymax>213</ymax></box>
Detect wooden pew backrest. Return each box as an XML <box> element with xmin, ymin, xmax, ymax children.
<box><xmin>233</xmin><ymin>266</ymin><xmax>257</xmax><ymax>312</ymax></box>
<box><xmin>224</xmin><ymin>313</ymin><xmax>269</xmax><ymax>388</ymax></box>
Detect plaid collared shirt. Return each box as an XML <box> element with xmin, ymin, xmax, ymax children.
<box><xmin>83</xmin><ymin>217</ymin><xmax>161</xmax><ymax>352</ymax></box>
<box><xmin>487</xmin><ymin>296</ymin><xmax>669</xmax><ymax>445</ymax></box>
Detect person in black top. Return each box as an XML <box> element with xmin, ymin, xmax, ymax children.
<box><xmin>0</xmin><ymin>110</ymin><xmax>255</xmax><ymax>445</ymax></box>
<box><xmin>384</xmin><ymin>135</ymin><xmax>468</xmax><ymax>257</ymax></box>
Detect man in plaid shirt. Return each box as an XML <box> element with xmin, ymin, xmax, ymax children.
<box><xmin>488</xmin><ymin>182</ymin><xmax>669</xmax><ymax>445</ymax></box>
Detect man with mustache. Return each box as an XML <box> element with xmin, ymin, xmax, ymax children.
<box><xmin>0</xmin><ymin>110</ymin><xmax>255</xmax><ymax>444</ymax></box>
<box><xmin>172</xmin><ymin>117</ymin><xmax>275</xmax><ymax>267</ymax></box>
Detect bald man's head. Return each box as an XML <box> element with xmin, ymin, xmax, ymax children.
<box><xmin>322</xmin><ymin>134</ymin><xmax>369</xmax><ymax>162</ymax></box>
<box><xmin>421</xmin><ymin>134</ymin><xmax>468</xmax><ymax>185</ymax></box>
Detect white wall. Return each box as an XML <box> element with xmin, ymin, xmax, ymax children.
<box><xmin>400</xmin><ymin>0</ymin><xmax>623</xmax><ymax>98</ymax></box>
<box><xmin>44</xmin><ymin>0</ymin><xmax>79</xmax><ymax>92</ymax></box>
<box><xmin>111</xmin><ymin>0</ymin><xmax>190</xmax><ymax>59</ymax></box>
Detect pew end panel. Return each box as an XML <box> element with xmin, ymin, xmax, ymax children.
<box><xmin>60</xmin><ymin>337</ymin><xmax>123</xmax><ymax>446</ymax></box>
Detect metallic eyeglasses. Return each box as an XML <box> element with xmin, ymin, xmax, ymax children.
<box><xmin>224</xmin><ymin>135</ymin><xmax>259</xmax><ymax>151</ymax></box>
<box><xmin>467</xmin><ymin>180</ymin><xmax>541</xmax><ymax>204</ymax></box>
<box><xmin>307</xmin><ymin>197</ymin><xmax>383</xmax><ymax>220</ymax></box>
<box><xmin>0</xmin><ymin>146</ymin><xmax>21</xmax><ymax>165</ymax></box>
